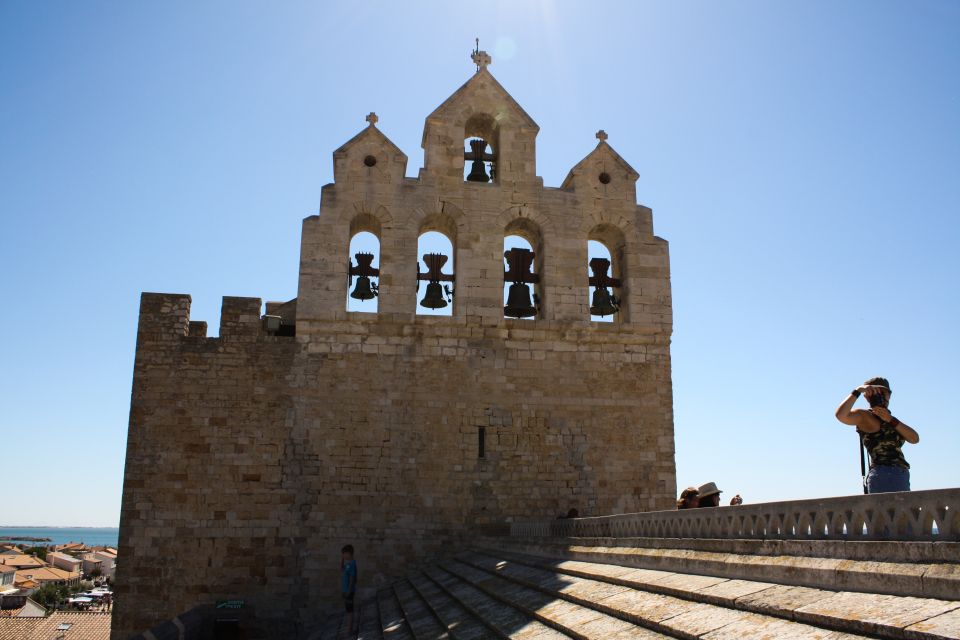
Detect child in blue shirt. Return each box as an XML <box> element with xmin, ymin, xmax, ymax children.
<box><xmin>340</xmin><ymin>544</ymin><xmax>357</xmax><ymax>634</ymax></box>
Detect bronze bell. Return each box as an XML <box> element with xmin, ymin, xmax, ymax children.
<box><xmin>590</xmin><ymin>287</ymin><xmax>620</xmax><ymax>317</ymax></box>
<box><xmin>350</xmin><ymin>275</ymin><xmax>376</xmax><ymax>301</ymax></box>
<box><xmin>465</xmin><ymin>139</ymin><xmax>490</xmax><ymax>183</ymax></box>
<box><xmin>504</xmin><ymin>283</ymin><xmax>536</xmax><ymax>318</ymax></box>
<box><xmin>420</xmin><ymin>282</ymin><xmax>448</xmax><ymax>309</ymax></box>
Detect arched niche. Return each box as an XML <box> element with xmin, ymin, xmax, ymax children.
<box><xmin>463</xmin><ymin>113</ymin><xmax>500</xmax><ymax>183</ymax></box>
<box><xmin>349</xmin><ymin>211</ymin><xmax>382</xmax><ymax>238</ymax></box>
<box><xmin>416</xmin><ymin>230</ymin><xmax>455</xmax><ymax>317</ymax></box>
<box><xmin>503</xmin><ymin>217</ymin><xmax>544</xmax><ymax>320</ymax></box>
<box><xmin>347</xmin><ymin>231</ymin><xmax>380</xmax><ymax>314</ymax></box>
<box><xmin>587</xmin><ymin>223</ymin><xmax>627</xmax><ymax>323</ymax></box>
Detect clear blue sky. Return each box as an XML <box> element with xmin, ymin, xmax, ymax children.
<box><xmin>1</xmin><ymin>2</ymin><xmax>957</xmax><ymax>526</ymax></box>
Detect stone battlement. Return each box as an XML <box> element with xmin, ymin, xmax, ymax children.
<box><xmin>137</xmin><ymin>293</ymin><xmax>286</xmax><ymax>341</ymax></box>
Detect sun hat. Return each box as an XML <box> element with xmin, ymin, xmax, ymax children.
<box><xmin>864</xmin><ymin>377</ymin><xmax>891</xmax><ymax>393</ymax></box>
<box><xmin>697</xmin><ymin>482</ymin><xmax>722</xmax><ymax>498</ymax></box>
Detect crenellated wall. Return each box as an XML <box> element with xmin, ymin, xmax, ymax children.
<box><xmin>115</xmin><ymin>59</ymin><xmax>677</xmax><ymax>640</ymax></box>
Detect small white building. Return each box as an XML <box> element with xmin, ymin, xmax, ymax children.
<box><xmin>47</xmin><ymin>552</ymin><xmax>82</xmax><ymax>573</ymax></box>
<box><xmin>91</xmin><ymin>550</ymin><xmax>116</xmax><ymax>579</ymax></box>
<box><xmin>80</xmin><ymin>554</ymin><xmax>103</xmax><ymax>576</ymax></box>
<box><xmin>0</xmin><ymin>564</ymin><xmax>17</xmax><ymax>594</ymax></box>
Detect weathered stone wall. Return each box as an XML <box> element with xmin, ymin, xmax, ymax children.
<box><xmin>114</xmin><ymin>62</ymin><xmax>676</xmax><ymax>639</ymax></box>
<box><xmin>115</xmin><ymin>300</ymin><xmax>674</xmax><ymax>637</ymax></box>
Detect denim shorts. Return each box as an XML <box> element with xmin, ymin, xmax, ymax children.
<box><xmin>866</xmin><ymin>465</ymin><xmax>910</xmax><ymax>494</ymax></box>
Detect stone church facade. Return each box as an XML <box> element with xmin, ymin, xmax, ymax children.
<box><xmin>114</xmin><ymin>52</ymin><xmax>676</xmax><ymax>638</ymax></box>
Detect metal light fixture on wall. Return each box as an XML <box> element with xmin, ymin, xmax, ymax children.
<box><xmin>503</xmin><ymin>247</ymin><xmax>540</xmax><ymax>318</ymax></box>
<box><xmin>588</xmin><ymin>257</ymin><xmax>621</xmax><ymax>317</ymax></box>
<box><xmin>417</xmin><ymin>253</ymin><xmax>455</xmax><ymax>309</ymax></box>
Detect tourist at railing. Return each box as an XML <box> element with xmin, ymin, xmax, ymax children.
<box><xmin>677</xmin><ymin>487</ymin><xmax>699</xmax><ymax>509</ymax></box>
<box><xmin>729</xmin><ymin>494</ymin><xmax>743</xmax><ymax>506</ymax></box>
<box><xmin>695</xmin><ymin>482</ymin><xmax>722</xmax><ymax>507</ymax></box>
<box><xmin>835</xmin><ymin>377</ymin><xmax>920</xmax><ymax>494</ymax></box>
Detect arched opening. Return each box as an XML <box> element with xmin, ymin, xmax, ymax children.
<box><xmin>463</xmin><ymin>113</ymin><xmax>499</xmax><ymax>183</ymax></box>
<box><xmin>587</xmin><ymin>223</ymin><xmax>627</xmax><ymax>322</ymax></box>
<box><xmin>416</xmin><ymin>231</ymin><xmax>455</xmax><ymax>316</ymax></box>
<box><xmin>588</xmin><ymin>240</ymin><xmax>618</xmax><ymax>323</ymax></box>
<box><xmin>346</xmin><ymin>231</ymin><xmax>380</xmax><ymax>313</ymax></box>
<box><xmin>503</xmin><ymin>216</ymin><xmax>543</xmax><ymax>320</ymax></box>
<box><xmin>503</xmin><ymin>235</ymin><xmax>538</xmax><ymax>320</ymax></box>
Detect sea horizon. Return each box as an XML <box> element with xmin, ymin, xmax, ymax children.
<box><xmin>1</xmin><ymin>525</ymin><xmax>120</xmax><ymax>529</ymax></box>
<box><xmin>0</xmin><ymin>526</ymin><xmax>119</xmax><ymax>547</ymax></box>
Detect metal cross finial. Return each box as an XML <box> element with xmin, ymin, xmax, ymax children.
<box><xmin>596</xmin><ymin>130</ymin><xmax>608</xmax><ymax>142</ymax></box>
<box><xmin>365</xmin><ymin>112</ymin><xmax>379</xmax><ymax>126</ymax></box>
<box><xmin>471</xmin><ymin>49</ymin><xmax>492</xmax><ymax>72</ymax></box>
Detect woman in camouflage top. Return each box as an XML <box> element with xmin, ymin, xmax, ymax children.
<box><xmin>835</xmin><ymin>377</ymin><xmax>919</xmax><ymax>494</ymax></box>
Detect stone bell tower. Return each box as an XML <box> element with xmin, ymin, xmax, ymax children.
<box><xmin>114</xmin><ymin>49</ymin><xmax>676</xmax><ymax>639</ymax></box>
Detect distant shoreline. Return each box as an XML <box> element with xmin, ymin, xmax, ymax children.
<box><xmin>0</xmin><ymin>526</ymin><xmax>119</xmax><ymax>529</ymax></box>
<box><xmin>0</xmin><ymin>526</ymin><xmax>119</xmax><ymax>547</ymax></box>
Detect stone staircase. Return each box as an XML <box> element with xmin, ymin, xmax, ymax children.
<box><xmin>313</xmin><ymin>491</ymin><xmax>960</xmax><ymax>639</ymax></box>
<box><xmin>312</xmin><ymin>542</ymin><xmax>960</xmax><ymax>640</ymax></box>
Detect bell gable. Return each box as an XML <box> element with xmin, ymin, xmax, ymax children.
<box><xmin>333</xmin><ymin>113</ymin><xmax>408</xmax><ymax>185</ymax></box>
<box><xmin>421</xmin><ymin>63</ymin><xmax>540</xmax><ymax>186</ymax></box>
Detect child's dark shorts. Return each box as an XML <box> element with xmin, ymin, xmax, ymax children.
<box><xmin>343</xmin><ymin>593</ymin><xmax>355</xmax><ymax>613</ymax></box>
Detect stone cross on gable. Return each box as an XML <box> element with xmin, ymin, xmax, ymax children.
<box><xmin>596</xmin><ymin>130</ymin><xmax>608</xmax><ymax>142</ymax></box>
<box><xmin>471</xmin><ymin>50</ymin><xmax>492</xmax><ymax>71</ymax></box>
<box><xmin>366</xmin><ymin>112</ymin><xmax>378</xmax><ymax>126</ymax></box>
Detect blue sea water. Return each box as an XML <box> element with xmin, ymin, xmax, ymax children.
<box><xmin>0</xmin><ymin>527</ymin><xmax>119</xmax><ymax>547</ymax></box>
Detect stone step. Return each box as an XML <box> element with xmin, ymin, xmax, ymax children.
<box><xmin>407</xmin><ymin>571</ymin><xmax>497</xmax><ymax>640</ymax></box>
<box><xmin>393</xmin><ymin>578</ymin><xmax>451</xmax><ymax>640</ymax></box>
<box><xmin>313</xmin><ymin>597</ymin><xmax>376</xmax><ymax>640</ymax></box>
<box><xmin>309</xmin><ymin>612</ymin><xmax>344</xmax><ymax>640</ymax></box>
<box><xmin>440</xmin><ymin>559</ymin><xmax>669</xmax><ymax>639</ymax></box>
<box><xmin>475</xmin><ymin>548</ymin><xmax>960</xmax><ymax>640</ymax></box>
<box><xmin>423</xmin><ymin>565</ymin><xmax>573</xmax><ymax>639</ymax></box>
<box><xmin>358</xmin><ymin>597</ymin><xmax>385</xmax><ymax>640</ymax></box>
<box><xmin>486</xmin><ymin>537</ymin><xmax>960</xmax><ymax>601</ymax></box>
<box><xmin>456</xmin><ymin>551</ymin><xmax>882</xmax><ymax>640</ymax></box>
<box><xmin>379</xmin><ymin>588</ymin><xmax>415</xmax><ymax>639</ymax></box>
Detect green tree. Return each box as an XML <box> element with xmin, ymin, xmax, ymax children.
<box><xmin>23</xmin><ymin>546</ymin><xmax>47</xmax><ymax>561</ymax></box>
<box><xmin>30</xmin><ymin>584</ymin><xmax>59</xmax><ymax>607</ymax></box>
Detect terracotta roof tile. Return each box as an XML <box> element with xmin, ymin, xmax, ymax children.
<box><xmin>14</xmin><ymin>566</ymin><xmax>78</xmax><ymax>583</ymax></box>
<box><xmin>0</xmin><ymin>611</ymin><xmax>110</xmax><ymax>640</ymax></box>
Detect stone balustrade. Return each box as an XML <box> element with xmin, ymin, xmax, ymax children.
<box><xmin>511</xmin><ymin>488</ymin><xmax>960</xmax><ymax>542</ymax></box>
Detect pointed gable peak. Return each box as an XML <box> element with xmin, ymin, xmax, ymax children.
<box><xmin>423</xmin><ymin>68</ymin><xmax>539</xmax><ymax>141</ymax></box>
<box><xmin>332</xmin><ymin>114</ymin><xmax>408</xmax><ymax>184</ymax></box>
<box><xmin>334</xmin><ymin>117</ymin><xmax>406</xmax><ymax>160</ymax></box>
<box><xmin>562</xmin><ymin>137</ymin><xmax>639</xmax><ymax>190</ymax></box>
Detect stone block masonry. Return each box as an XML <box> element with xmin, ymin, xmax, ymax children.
<box><xmin>114</xmin><ymin>51</ymin><xmax>675</xmax><ymax>639</ymax></box>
